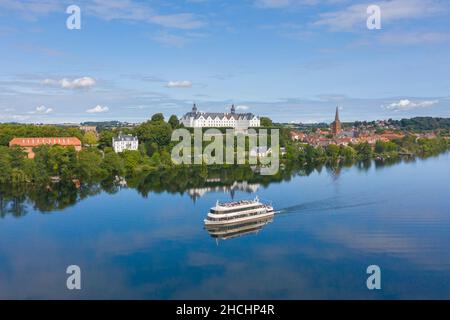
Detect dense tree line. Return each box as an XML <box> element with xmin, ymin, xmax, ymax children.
<box><xmin>0</xmin><ymin>124</ymin><xmax>83</xmax><ymax>146</ymax></box>
<box><xmin>392</xmin><ymin>117</ymin><xmax>450</xmax><ymax>131</ymax></box>
<box><xmin>0</xmin><ymin>115</ymin><xmax>449</xmax><ymax>186</ymax></box>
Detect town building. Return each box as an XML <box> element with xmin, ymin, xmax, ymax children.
<box><xmin>112</xmin><ymin>134</ymin><xmax>139</xmax><ymax>153</ymax></box>
<box><xmin>290</xmin><ymin>131</ymin><xmax>306</xmax><ymax>142</ymax></box>
<box><xmin>79</xmin><ymin>125</ymin><xmax>97</xmax><ymax>134</ymax></box>
<box><xmin>181</xmin><ymin>104</ymin><xmax>260</xmax><ymax>129</ymax></box>
<box><xmin>9</xmin><ymin>137</ymin><xmax>82</xmax><ymax>159</ymax></box>
<box><xmin>331</xmin><ymin>106</ymin><xmax>342</xmax><ymax>136</ymax></box>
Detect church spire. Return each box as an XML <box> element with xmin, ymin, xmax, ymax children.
<box><xmin>231</xmin><ymin>104</ymin><xmax>236</xmax><ymax>114</ymax></box>
<box><xmin>192</xmin><ymin>102</ymin><xmax>198</xmax><ymax>113</ymax></box>
<box><xmin>331</xmin><ymin>106</ymin><xmax>342</xmax><ymax>136</ymax></box>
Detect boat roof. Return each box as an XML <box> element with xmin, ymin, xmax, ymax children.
<box><xmin>217</xmin><ymin>199</ymin><xmax>259</xmax><ymax>208</ymax></box>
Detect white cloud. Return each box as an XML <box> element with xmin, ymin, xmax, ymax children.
<box><xmin>166</xmin><ymin>80</ymin><xmax>192</xmax><ymax>88</ymax></box>
<box><xmin>85</xmin><ymin>0</ymin><xmax>204</xmax><ymax>29</ymax></box>
<box><xmin>384</xmin><ymin>99</ymin><xmax>439</xmax><ymax>111</ymax></box>
<box><xmin>43</xmin><ymin>77</ymin><xmax>96</xmax><ymax>89</ymax></box>
<box><xmin>29</xmin><ymin>105</ymin><xmax>53</xmax><ymax>114</ymax></box>
<box><xmin>236</xmin><ymin>105</ymin><xmax>250</xmax><ymax>110</ymax></box>
<box><xmin>0</xmin><ymin>0</ymin><xmax>62</xmax><ymax>20</ymax></box>
<box><xmin>313</xmin><ymin>0</ymin><xmax>445</xmax><ymax>31</ymax></box>
<box><xmin>86</xmin><ymin>105</ymin><xmax>109</xmax><ymax>113</ymax></box>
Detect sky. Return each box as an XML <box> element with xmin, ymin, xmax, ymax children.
<box><xmin>0</xmin><ymin>0</ymin><xmax>449</xmax><ymax>124</ymax></box>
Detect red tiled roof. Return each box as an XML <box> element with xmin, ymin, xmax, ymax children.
<box><xmin>9</xmin><ymin>137</ymin><xmax>82</xmax><ymax>147</ymax></box>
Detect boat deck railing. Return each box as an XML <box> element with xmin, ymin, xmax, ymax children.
<box><xmin>218</xmin><ymin>199</ymin><xmax>258</xmax><ymax>207</ymax></box>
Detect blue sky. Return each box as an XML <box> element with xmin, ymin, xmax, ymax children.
<box><xmin>0</xmin><ymin>0</ymin><xmax>449</xmax><ymax>123</ymax></box>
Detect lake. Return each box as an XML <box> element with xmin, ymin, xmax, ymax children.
<box><xmin>0</xmin><ymin>152</ymin><xmax>449</xmax><ymax>299</ymax></box>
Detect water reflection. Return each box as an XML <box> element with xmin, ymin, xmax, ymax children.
<box><xmin>205</xmin><ymin>216</ymin><xmax>274</xmax><ymax>241</ymax></box>
<box><xmin>0</xmin><ymin>152</ymin><xmax>449</xmax><ymax>299</ymax></box>
<box><xmin>0</xmin><ymin>154</ymin><xmax>444</xmax><ymax>219</ymax></box>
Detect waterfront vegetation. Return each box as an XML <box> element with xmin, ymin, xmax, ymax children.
<box><xmin>0</xmin><ymin>114</ymin><xmax>449</xmax><ymax>188</ymax></box>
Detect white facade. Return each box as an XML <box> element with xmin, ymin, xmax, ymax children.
<box><xmin>112</xmin><ymin>134</ymin><xmax>139</xmax><ymax>153</ymax></box>
<box><xmin>181</xmin><ymin>104</ymin><xmax>260</xmax><ymax>128</ymax></box>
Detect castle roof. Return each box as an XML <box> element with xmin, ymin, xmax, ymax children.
<box><xmin>182</xmin><ymin>111</ymin><xmax>258</xmax><ymax>120</ymax></box>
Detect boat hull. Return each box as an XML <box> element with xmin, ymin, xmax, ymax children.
<box><xmin>204</xmin><ymin>209</ymin><xmax>274</xmax><ymax>226</ymax></box>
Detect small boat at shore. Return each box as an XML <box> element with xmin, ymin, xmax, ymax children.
<box><xmin>204</xmin><ymin>196</ymin><xmax>274</xmax><ymax>226</ymax></box>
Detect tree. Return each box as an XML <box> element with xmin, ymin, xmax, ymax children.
<box><xmin>151</xmin><ymin>113</ymin><xmax>165</xmax><ymax>123</ymax></box>
<box><xmin>98</xmin><ymin>130</ymin><xmax>114</xmax><ymax>149</ymax></box>
<box><xmin>8</xmin><ymin>146</ymin><xmax>26</xmax><ymax>169</ymax></box>
<box><xmin>103</xmin><ymin>151</ymin><xmax>125</xmax><ymax>176</ymax></box>
<box><xmin>339</xmin><ymin>145</ymin><xmax>356</xmax><ymax>160</ymax></box>
<box><xmin>121</xmin><ymin>150</ymin><xmax>145</xmax><ymax>173</ymax></box>
<box><xmin>375</xmin><ymin>141</ymin><xmax>397</xmax><ymax>154</ymax></box>
<box><xmin>83</xmin><ymin>131</ymin><xmax>98</xmax><ymax>146</ymax></box>
<box><xmin>168</xmin><ymin>115</ymin><xmax>180</xmax><ymax>129</ymax></box>
<box><xmin>78</xmin><ymin>149</ymin><xmax>106</xmax><ymax>180</ymax></box>
<box><xmin>260</xmin><ymin>117</ymin><xmax>273</xmax><ymax>127</ymax></box>
<box><xmin>0</xmin><ymin>147</ymin><xmax>12</xmax><ymax>183</ymax></box>
<box><xmin>326</xmin><ymin>144</ymin><xmax>340</xmax><ymax>159</ymax></box>
<box><xmin>135</xmin><ymin>121</ymin><xmax>172</xmax><ymax>147</ymax></box>
<box><xmin>354</xmin><ymin>142</ymin><xmax>373</xmax><ymax>160</ymax></box>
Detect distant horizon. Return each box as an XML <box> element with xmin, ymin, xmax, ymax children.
<box><xmin>2</xmin><ymin>113</ymin><xmax>449</xmax><ymax>126</ymax></box>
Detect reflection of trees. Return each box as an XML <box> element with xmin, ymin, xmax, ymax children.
<box><xmin>0</xmin><ymin>182</ymin><xmax>102</xmax><ymax>218</ymax></box>
<box><xmin>0</xmin><ymin>152</ymin><xmax>446</xmax><ymax>219</ymax></box>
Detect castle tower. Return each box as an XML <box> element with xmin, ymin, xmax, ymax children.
<box><xmin>331</xmin><ymin>106</ymin><xmax>342</xmax><ymax>136</ymax></box>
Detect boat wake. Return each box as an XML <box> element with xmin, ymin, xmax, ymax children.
<box><xmin>275</xmin><ymin>196</ymin><xmax>378</xmax><ymax>216</ymax></box>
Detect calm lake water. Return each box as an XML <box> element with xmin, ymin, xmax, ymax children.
<box><xmin>1</xmin><ymin>152</ymin><xmax>449</xmax><ymax>299</ymax></box>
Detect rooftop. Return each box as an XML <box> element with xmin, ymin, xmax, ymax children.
<box><xmin>9</xmin><ymin>137</ymin><xmax>82</xmax><ymax>147</ymax></box>
<box><xmin>113</xmin><ymin>134</ymin><xmax>138</xmax><ymax>142</ymax></box>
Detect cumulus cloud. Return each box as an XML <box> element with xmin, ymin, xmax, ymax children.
<box><xmin>166</xmin><ymin>80</ymin><xmax>192</xmax><ymax>88</ymax></box>
<box><xmin>384</xmin><ymin>99</ymin><xmax>439</xmax><ymax>111</ymax></box>
<box><xmin>86</xmin><ymin>105</ymin><xmax>109</xmax><ymax>113</ymax></box>
<box><xmin>43</xmin><ymin>77</ymin><xmax>96</xmax><ymax>89</ymax></box>
<box><xmin>29</xmin><ymin>105</ymin><xmax>53</xmax><ymax>114</ymax></box>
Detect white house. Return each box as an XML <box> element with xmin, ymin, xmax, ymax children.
<box><xmin>181</xmin><ymin>104</ymin><xmax>260</xmax><ymax>129</ymax></box>
<box><xmin>112</xmin><ymin>134</ymin><xmax>139</xmax><ymax>153</ymax></box>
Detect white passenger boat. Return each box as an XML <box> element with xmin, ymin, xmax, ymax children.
<box><xmin>204</xmin><ymin>196</ymin><xmax>274</xmax><ymax>226</ymax></box>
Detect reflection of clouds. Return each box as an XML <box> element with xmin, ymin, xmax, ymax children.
<box><xmin>298</xmin><ymin>209</ymin><xmax>450</xmax><ymax>272</ymax></box>
<box><xmin>1</xmin><ymin>153</ymin><xmax>449</xmax><ymax>299</ymax></box>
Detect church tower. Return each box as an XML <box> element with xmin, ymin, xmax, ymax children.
<box><xmin>192</xmin><ymin>103</ymin><xmax>198</xmax><ymax>113</ymax></box>
<box><xmin>331</xmin><ymin>106</ymin><xmax>342</xmax><ymax>136</ymax></box>
<box><xmin>231</xmin><ymin>104</ymin><xmax>236</xmax><ymax>114</ymax></box>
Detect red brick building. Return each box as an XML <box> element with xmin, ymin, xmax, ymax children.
<box><xmin>9</xmin><ymin>137</ymin><xmax>82</xmax><ymax>159</ymax></box>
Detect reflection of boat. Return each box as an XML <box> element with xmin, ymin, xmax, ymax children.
<box><xmin>205</xmin><ymin>216</ymin><xmax>273</xmax><ymax>240</ymax></box>
<box><xmin>204</xmin><ymin>196</ymin><xmax>274</xmax><ymax>226</ymax></box>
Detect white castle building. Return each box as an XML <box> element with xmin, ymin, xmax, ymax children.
<box><xmin>112</xmin><ymin>134</ymin><xmax>139</xmax><ymax>153</ymax></box>
<box><xmin>181</xmin><ymin>104</ymin><xmax>260</xmax><ymax>128</ymax></box>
